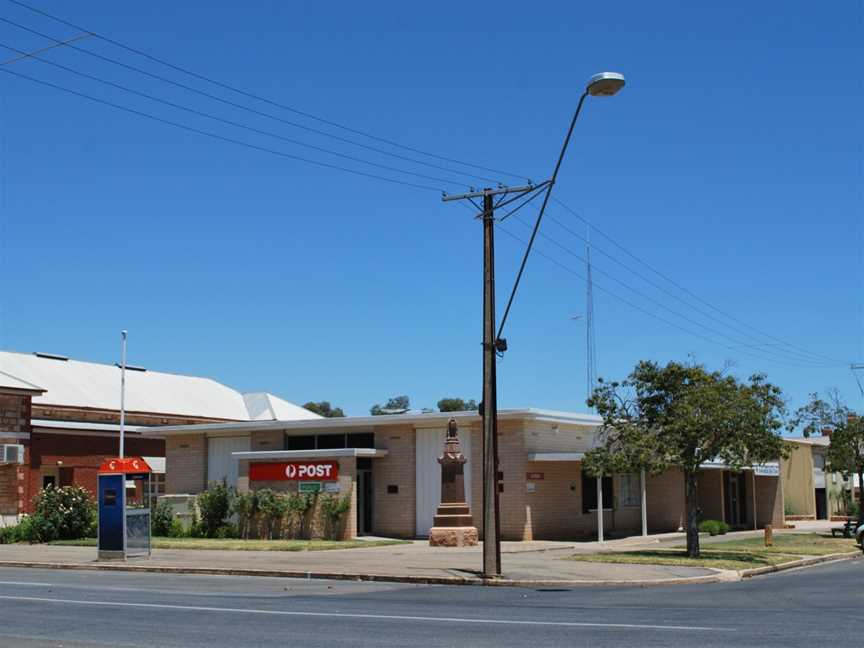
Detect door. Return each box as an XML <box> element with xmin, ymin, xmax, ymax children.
<box><xmin>357</xmin><ymin>470</ymin><xmax>373</xmax><ymax>535</ymax></box>
<box><xmin>207</xmin><ymin>436</ymin><xmax>250</xmax><ymax>487</ymax></box>
<box><xmin>415</xmin><ymin>428</ymin><xmax>471</xmax><ymax>537</ymax></box>
<box><xmin>815</xmin><ymin>488</ymin><xmax>827</xmax><ymax>520</ymax></box>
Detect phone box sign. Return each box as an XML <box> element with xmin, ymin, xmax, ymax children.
<box><xmin>250</xmin><ymin>461</ymin><xmax>339</xmax><ymax>482</ymax></box>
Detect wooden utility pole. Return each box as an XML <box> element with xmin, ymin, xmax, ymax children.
<box><xmin>481</xmin><ymin>191</ymin><xmax>501</xmax><ymax>577</ymax></box>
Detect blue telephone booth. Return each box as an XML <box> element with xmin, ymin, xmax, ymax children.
<box><xmin>97</xmin><ymin>457</ymin><xmax>152</xmax><ymax>560</ymax></box>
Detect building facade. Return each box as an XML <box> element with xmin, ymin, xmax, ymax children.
<box><xmin>0</xmin><ymin>350</ymin><xmax>319</xmax><ymax>524</ymax></box>
<box><xmin>147</xmin><ymin>409</ymin><xmax>785</xmax><ymax>541</ymax></box>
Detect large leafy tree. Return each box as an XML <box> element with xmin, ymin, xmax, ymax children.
<box><xmin>302</xmin><ymin>401</ymin><xmax>345</xmax><ymax>418</ymax></box>
<box><xmin>788</xmin><ymin>389</ymin><xmax>849</xmax><ymax>437</ymax></box>
<box><xmin>437</xmin><ymin>398</ymin><xmax>478</xmax><ymax>412</ymax></box>
<box><xmin>370</xmin><ymin>395</ymin><xmax>410</xmax><ymax>416</ymax></box>
<box><xmin>824</xmin><ymin>415</ymin><xmax>864</xmax><ymax>516</ymax></box>
<box><xmin>583</xmin><ymin>361</ymin><xmax>787</xmax><ymax>558</ymax></box>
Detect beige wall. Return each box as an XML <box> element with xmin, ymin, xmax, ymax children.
<box><xmin>755</xmin><ymin>474</ymin><xmax>784</xmax><ymax>528</ymax></box>
<box><xmin>782</xmin><ymin>442</ymin><xmax>815</xmax><ymax>518</ymax></box>
<box><xmin>372</xmin><ymin>425</ymin><xmax>416</xmax><ymax>538</ymax></box>
<box><xmin>165</xmin><ymin>434</ymin><xmax>207</xmax><ymax>494</ymax></box>
<box><xmin>646</xmin><ymin>469</ymin><xmax>685</xmax><ymax>532</ymax></box>
<box><xmin>698</xmin><ymin>470</ymin><xmax>725</xmax><ymax>521</ymax></box>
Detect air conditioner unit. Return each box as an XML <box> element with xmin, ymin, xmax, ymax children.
<box><xmin>1</xmin><ymin>444</ymin><xmax>24</xmax><ymax>464</ymax></box>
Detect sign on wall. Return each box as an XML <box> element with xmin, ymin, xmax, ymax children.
<box><xmin>250</xmin><ymin>461</ymin><xmax>339</xmax><ymax>482</ymax></box>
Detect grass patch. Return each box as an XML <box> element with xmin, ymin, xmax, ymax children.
<box><xmin>566</xmin><ymin>549</ymin><xmax>795</xmax><ymax>571</ymax></box>
<box><xmin>682</xmin><ymin>533</ymin><xmax>859</xmax><ymax>556</ymax></box>
<box><xmin>48</xmin><ymin>537</ymin><xmax>409</xmax><ymax>551</ymax></box>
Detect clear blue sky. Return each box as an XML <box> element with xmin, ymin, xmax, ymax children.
<box><xmin>0</xmin><ymin>0</ymin><xmax>861</xmax><ymax>418</ymax></box>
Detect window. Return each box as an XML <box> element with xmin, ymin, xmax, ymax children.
<box><xmin>582</xmin><ymin>474</ymin><xmax>613</xmax><ymax>513</ymax></box>
<box><xmin>42</xmin><ymin>475</ymin><xmax>56</xmax><ymax>489</ymax></box>
<box><xmin>347</xmin><ymin>432</ymin><xmax>375</xmax><ymax>449</ymax></box>
<box><xmin>286</xmin><ymin>435</ymin><xmax>316</xmax><ymax>450</ymax></box>
<box><xmin>619</xmin><ymin>473</ymin><xmax>641</xmax><ymax>507</ymax></box>
<box><xmin>316</xmin><ymin>434</ymin><xmax>347</xmax><ymax>449</ymax></box>
<box><xmin>814</xmin><ymin>454</ymin><xmax>825</xmax><ymax>470</ymax></box>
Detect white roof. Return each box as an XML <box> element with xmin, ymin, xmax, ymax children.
<box><xmin>142</xmin><ymin>407</ymin><xmax>602</xmax><ymax>437</ymax></box>
<box><xmin>0</xmin><ymin>369</ymin><xmax>45</xmax><ymax>394</ymax></box>
<box><xmin>0</xmin><ymin>350</ymin><xmax>319</xmax><ymax>422</ymax></box>
<box><xmin>243</xmin><ymin>392</ymin><xmax>321</xmax><ymax>422</ymax></box>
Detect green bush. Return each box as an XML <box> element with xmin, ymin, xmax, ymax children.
<box><xmin>167</xmin><ymin>518</ymin><xmax>187</xmax><ymax>538</ymax></box>
<box><xmin>151</xmin><ymin>500</ymin><xmax>175</xmax><ymax>536</ymax></box>
<box><xmin>699</xmin><ymin>519</ymin><xmax>722</xmax><ymax>536</ymax></box>
<box><xmin>717</xmin><ymin>520</ymin><xmax>730</xmax><ymax>535</ymax></box>
<box><xmin>0</xmin><ymin>524</ymin><xmax>20</xmax><ymax>544</ymax></box>
<box><xmin>319</xmin><ymin>494</ymin><xmax>351</xmax><ymax>540</ymax></box>
<box><xmin>231</xmin><ymin>491</ymin><xmax>258</xmax><ymax>539</ymax></box>
<box><xmin>196</xmin><ymin>482</ymin><xmax>233</xmax><ymax>538</ymax></box>
<box><xmin>255</xmin><ymin>489</ymin><xmax>289</xmax><ymax>539</ymax></box>
<box><xmin>31</xmin><ymin>485</ymin><xmax>96</xmax><ymax>542</ymax></box>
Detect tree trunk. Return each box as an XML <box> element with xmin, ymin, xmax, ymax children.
<box><xmin>685</xmin><ymin>470</ymin><xmax>700</xmax><ymax>558</ymax></box>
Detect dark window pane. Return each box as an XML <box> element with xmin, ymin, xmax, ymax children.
<box><xmin>286</xmin><ymin>435</ymin><xmax>316</xmax><ymax>450</ymax></box>
<box><xmin>357</xmin><ymin>457</ymin><xmax>372</xmax><ymax>470</ymax></box>
<box><xmin>316</xmin><ymin>434</ymin><xmax>346</xmax><ymax>449</ymax></box>
<box><xmin>347</xmin><ymin>432</ymin><xmax>374</xmax><ymax>449</ymax></box>
<box><xmin>582</xmin><ymin>475</ymin><xmax>613</xmax><ymax>513</ymax></box>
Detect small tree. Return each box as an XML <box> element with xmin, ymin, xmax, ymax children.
<box><xmin>196</xmin><ymin>482</ymin><xmax>233</xmax><ymax>538</ymax></box>
<box><xmin>788</xmin><ymin>389</ymin><xmax>849</xmax><ymax>437</ymax></box>
<box><xmin>437</xmin><ymin>398</ymin><xmax>478</xmax><ymax>412</ymax></box>
<box><xmin>303</xmin><ymin>401</ymin><xmax>346</xmax><ymax>418</ymax></box>
<box><xmin>825</xmin><ymin>415</ymin><xmax>864</xmax><ymax>518</ymax></box>
<box><xmin>584</xmin><ymin>361</ymin><xmax>787</xmax><ymax>558</ymax></box>
<box><xmin>370</xmin><ymin>395</ymin><xmax>410</xmax><ymax>415</ymax></box>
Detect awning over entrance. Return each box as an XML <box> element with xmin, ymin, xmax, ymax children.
<box><xmin>232</xmin><ymin>448</ymin><xmax>389</xmax><ymax>461</ymax></box>
<box><xmin>527</xmin><ymin>452</ymin><xmax>585</xmax><ymax>461</ymax></box>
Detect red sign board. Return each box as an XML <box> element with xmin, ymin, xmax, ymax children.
<box><xmin>526</xmin><ymin>472</ymin><xmax>544</xmax><ymax>481</ymax></box>
<box><xmin>250</xmin><ymin>461</ymin><xmax>339</xmax><ymax>482</ymax></box>
<box><xmin>98</xmin><ymin>457</ymin><xmax>152</xmax><ymax>474</ymax></box>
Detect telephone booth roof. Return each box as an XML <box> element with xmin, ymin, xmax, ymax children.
<box><xmin>98</xmin><ymin>457</ymin><xmax>152</xmax><ymax>475</ymax></box>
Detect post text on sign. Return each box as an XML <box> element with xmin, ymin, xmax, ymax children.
<box><xmin>249</xmin><ymin>461</ymin><xmax>339</xmax><ymax>482</ymax></box>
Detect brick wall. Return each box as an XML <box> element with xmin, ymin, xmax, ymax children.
<box><xmin>645</xmin><ymin>469</ymin><xmax>685</xmax><ymax>532</ymax></box>
<box><xmin>250</xmin><ymin>430</ymin><xmax>284</xmax><ymax>451</ymax></box>
<box><xmin>25</xmin><ymin>431</ymin><xmax>164</xmax><ymax>512</ymax></box>
<box><xmin>165</xmin><ymin>434</ymin><xmax>206</xmax><ymax>494</ymax></box>
<box><xmin>755</xmin><ymin>475</ymin><xmax>784</xmax><ymax>528</ymax></box>
<box><xmin>698</xmin><ymin>470</ymin><xmax>725</xmax><ymax>521</ymax></box>
<box><xmin>32</xmin><ymin>405</ymin><xmax>235</xmax><ymax>427</ymax></box>
<box><xmin>0</xmin><ymin>394</ymin><xmax>32</xmax><ymax>515</ymax></box>
<box><xmin>372</xmin><ymin>425</ymin><xmax>415</xmax><ymax>538</ymax></box>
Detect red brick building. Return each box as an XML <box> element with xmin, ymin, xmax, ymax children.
<box><xmin>0</xmin><ymin>351</ymin><xmax>318</xmax><ymax>523</ymax></box>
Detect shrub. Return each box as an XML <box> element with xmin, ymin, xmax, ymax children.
<box><xmin>196</xmin><ymin>482</ymin><xmax>233</xmax><ymax>538</ymax></box>
<box><xmin>319</xmin><ymin>494</ymin><xmax>351</xmax><ymax>540</ymax></box>
<box><xmin>168</xmin><ymin>518</ymin><xmax>187</xmax><ymax>538</ymax></box>
<box><xmin>151</xmin><ymin>500</ymin><xmax>175</xmax><ymax>537</ymax></box>
<box><xmin>286</xmin><ymin>492</ymin><xmax>315</xmax><ymax>539</ymax></box>
<box><xmin>0</xmin><ymin>524</ymin><xmax>20</xmax><ymax>544</ymax></box>
<box><xmin>256</xmin><ymin>489</ymin><xmax>289</xmax><ymax>539</ymax></box>
<box><xmin>31</xmin><ymin>485</ymin><xmax>96</xmax><ymax>542</ymax></box>
<box><xmin>698</xmin><ymin>519</ymin><xmax>722</xmax><ymax>536</ymax></box>
<box><xmin>231</xmin><ymin>491</ymin><xmax>258</xmax><ymax>539</ymax></box>
<box><xmin>717</xmin><ymin>520</ymin><xmax>730</xmax><ymax>535</ymax></box>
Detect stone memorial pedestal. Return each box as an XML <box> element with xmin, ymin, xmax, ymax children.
<box><xmin>429</xmin><ymin>418</ymin><xmax>478</xmax><ymax>547</ymax></box>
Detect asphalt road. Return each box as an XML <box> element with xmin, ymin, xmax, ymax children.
<box><xmin>0</xmin><ymin>559</ymin><xmax>860</xmax><ymax>647</ymax></box>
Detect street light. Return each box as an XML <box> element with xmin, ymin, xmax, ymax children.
<box><xmin>586</xmin><ymin>72</ymin><xmax>626</xmax><ymax>97</ymax></box>
<box><xmin>442</xmin><ymin>71</ymin><xmax>626</xmax><ymax>580</ymax></box>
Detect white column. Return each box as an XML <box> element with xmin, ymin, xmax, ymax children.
<box><xmin>641</xmin><ymin>469</ymin><xmax>648</xmax><ymax>537</ymax></box>
<box><xmin>597</xmin><ymin>475</ymin><xmax>604</xmax><ymax>543</ymax></box>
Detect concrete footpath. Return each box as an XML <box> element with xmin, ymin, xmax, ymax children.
<box><xmin>0</xmin><ymin>523</ymin><xmax>853</xmax><ymax>587</ymax></box>
<box><xmin>0</xmin><ymin>536</ymin><xmax>718</xmax><ymax>586</ymax></box>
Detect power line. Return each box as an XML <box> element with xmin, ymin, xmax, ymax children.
<box><xmin>494</xmin><ymin>223</ymin><xmax>841</xmax><ymax>370</ymax></box>
<box><xmin>0</xmin><ymin>16</ymin><xmax>507</xmax><ymax>187</ymax></box>
<box><xmin>551</xmin><ymin>196</ymin><xmax>846</xmax><ymax>366</ymax></box>
<box><xmin>508</xmin><ymin>212</ymin><xmax>842</xmax><ymax>368</ymax></box>
<box><xmin>0</xmin><ymin>39</ymin><xmax>473</xmax><ymax>189</ymax></box>
<box><xmin>6</xmin><ymin>0</ymin><xmax>531</xmax><ymax>183</ymax></box>
<box><xmin>0</xmin><ymin>66</ymin><xmax>444</xmax><ymax>192</ymax></box>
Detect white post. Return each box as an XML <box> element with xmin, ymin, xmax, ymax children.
<box><xmin>641</xmin><ymin>469</ymin><xmax>648</xmax><ymax>537</ymax></box>
<box><xmin>597</xmin><ymin>475</ymin><xmax>604</xmax><ymax>543</ymax></box>
<box><xmin>119</xmin><ymin>330</ymin><xmax>127</xmax><ymax>458</ymax></box>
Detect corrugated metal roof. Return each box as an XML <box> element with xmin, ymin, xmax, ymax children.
<box><xmin>0</xmin><ymin>369</ymin><xmax>46</xmax><ymax>394</ymax></box>
<box><xmin>0</xmin><ymin>350</ymin><xmax>319</xmax><ymax>422</ymax></box>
